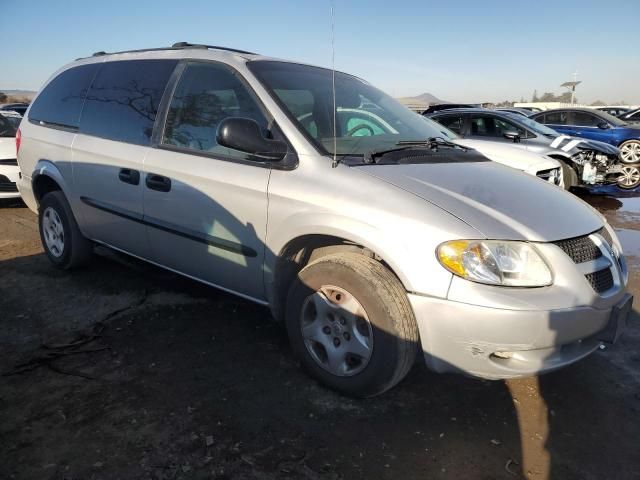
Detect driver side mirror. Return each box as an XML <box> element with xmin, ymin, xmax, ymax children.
<box><xmin>597</xmin><ymin>122</ymin><xmax>610</xmax><ymax>130</ymax></box>
<box><xmin>217</xmin><ymin>117</ymin><xmax>288</xmax><ymax>161</ymax></box>
<box><xmin>503</xmin><ymin>131</ymin><xmax>521</xmax><ymax>143</ymax></box>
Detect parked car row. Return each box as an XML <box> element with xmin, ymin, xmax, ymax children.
<box><xmin>426</xmin><ymin>108</ymin><xmax>640</xmax><ymax>189</ymax></box>
<box><xmin>11</xmin><ymin>43</ymin><xmax>632</xmax><ymax>396</ymax></box>
<box><xmin>531</xmin><ymin>108</ymin><xmax>640</xmax><ymax>165</ymax></box>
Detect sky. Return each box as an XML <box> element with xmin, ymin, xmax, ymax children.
<box><xmin>1</xmin><ymin>0</ymin><xmax>639</xmax><ymax>104</ymax></box>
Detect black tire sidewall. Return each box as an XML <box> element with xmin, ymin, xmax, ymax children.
<box><xmin>39</xmin><ymin>192</ymin><xmax>76</xmax><ymax>268</ymax></box>
<box><xmin>285</xmin><ymin>256</ymin><xmax>412</xmax><ymax>397</ymax></box>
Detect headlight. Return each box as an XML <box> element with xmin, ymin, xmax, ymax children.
<box><xmin>437</xmin><ymin>240</ymin><xmax>552</xmax><ymax>287</ymax></box>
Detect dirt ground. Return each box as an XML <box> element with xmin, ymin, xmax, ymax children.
<box><xmin>1</xmin><ymin>190</ymin><xmax>639</xmax><ymax>480</ymax></box>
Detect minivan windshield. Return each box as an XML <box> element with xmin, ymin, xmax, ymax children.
<box><xmin>249</xmin><ymin>61</ymin><xmax>457</xmax><ymax>156</ymax></box>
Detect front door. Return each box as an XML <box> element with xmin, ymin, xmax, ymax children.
<box><xmin>143</xmin><ymin>61</ymin><xmax>274</xmax><ymax>301</ymax></box>
<box><xmin>568</xmin><ymin>111</ymin><xmax>613</xmax><ymax>144</ymax></box>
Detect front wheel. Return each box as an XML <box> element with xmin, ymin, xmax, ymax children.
<box><xmin>617</xmin><ymin>165</ymin><xmax>640</xmax><ymax>189</ymax></box>
<box><xmin>619</xmin><ymin>140</ymin><xmax>640</xmax><ymax>164</ymax></box>
<box><xmin>285</xmin><ymin>252</ymin><xmax>419</xmax><ymax>397</ymax></box>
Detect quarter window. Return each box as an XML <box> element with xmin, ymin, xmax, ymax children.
<box><xmin>162</xmin><ymin>62</ymin><xmax>269</xmax><ymax>159</ymax></box>
<box><xmin>80</xmin><ymin>60</ymin><xmax>177</xmax><ymax>146</ymax></box>
<box><xmin>28</xmin><ymin>64</ymin><xmax>100</xmax><ymax>129</ymax></box>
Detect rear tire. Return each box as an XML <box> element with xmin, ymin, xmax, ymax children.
<box><xmin>285</xmin><ymin>252</ymin><xmax>419</xmax><ymax>397</ymax></box>
<box><xmin>39</xmin><ymin>191</ymin><xmax>92</xmax><ymax>269</ymax></box>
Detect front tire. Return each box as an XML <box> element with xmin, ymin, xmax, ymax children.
<box><xmin>285</xmin><ymin>252</ymin><xmax>419</xmax><ymax>397</ymax></box>
<box><xmin>557</xmin><ymin>160</ymin><xmax>578</xmax><ymax>189</ymax></box>
<box><xmin>39</xmin><ymin>191</ymin><xmax>93</xmax><ymax>269</ymax></box>
<box><xmin>617</xmin><ymin>165</ymin><xmax>640</xmax><ymax>190</ymax></box>
<box><xmin>619</xmin><ymin>140</ymin><xmax>640</xmax><ymax>164</ymax></box>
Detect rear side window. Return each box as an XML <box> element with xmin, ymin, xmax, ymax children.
<box><xmin>80</xmin><ymin>60</ymin><xmax>177</xmax><ymax>146</ymax></box>
<box><xmin>162</xmin><ymin>62</ymin><xmax>269</xmax><ymax>159</ymax></box>
<box><xmin>29</xmin><ymin>64</ymin><xmax>99</xmax><ymax>129</ymax></box>
<box><xmin>543</xmin><ymin>111</ymin><xmax>568</xmax><ymax>125</ymax></box>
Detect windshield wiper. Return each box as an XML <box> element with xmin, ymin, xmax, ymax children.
<box><xmin>364</xmin><ymin>137</ymin><xmax>467</xmax><ymax>163</ymax></box>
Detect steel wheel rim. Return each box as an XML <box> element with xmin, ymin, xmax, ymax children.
<box><xmin>618</xmin><ymin>166</ymin><xmax>640</xmax><ymax>187</ymax></box>
<box><xmin>42</xmin><ymin>207</ymin><xmax>65</xmax><ymax>257</ymax></box>
<box><xmin>620</xmin><ymin>141</ymin><xmax>640</xmax><ymax>163</ymax></box>
<box><xmin>300</xmin><ymin>285</ymin><xmax>374</xmax><ymax>377</ymax></box>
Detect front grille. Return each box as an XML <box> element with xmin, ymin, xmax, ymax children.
<box><xmin>553</xmin><ymin>230</ymin><xmax>617</xmax><ymax>295</ymax></box>
<box><xmin>0</xmin><ymin>158</ymin><xmax>18</xmax><ymax>166</ymax></box>
<box><xmin>0</xmin><ymin>174</ymin><xmax>18</xmax><ymax>192</ymax></box>
<box><xmin>553</xmin><ymin>233</ymin><xmax>602</xmax><ymax>264</ymax></box>
<box><xmin>585</xmin><ymin>268</ymin><xmax>614</xmax><ymax>293</ymax></box>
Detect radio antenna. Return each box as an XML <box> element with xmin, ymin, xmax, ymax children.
<box><xmin>330</xmin><ymin>0</ymin><xmax>339</xmax><ymax>168</ymax></box>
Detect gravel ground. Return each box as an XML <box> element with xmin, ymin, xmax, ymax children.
<box><xmin>1</xmin><ymin>191</ymin><xmax>639</xmax><ymax>480</ymax></box>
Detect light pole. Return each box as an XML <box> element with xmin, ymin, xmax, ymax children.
<box><xmin>561</xmin><ymin>72</ymin><xmax>581</xmax><ymax>105</ymax></box>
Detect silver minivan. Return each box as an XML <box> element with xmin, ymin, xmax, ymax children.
<box><xmin>17</xmin><ymin>43</ymin><xmax>632</xmax><ymax>397</ymax></box>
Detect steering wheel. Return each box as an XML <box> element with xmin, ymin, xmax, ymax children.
<box><xmin>346</xmin><ymin>124</ymin><xmax>375</xmax><ymax>137</ymax></box>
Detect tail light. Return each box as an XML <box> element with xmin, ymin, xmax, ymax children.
<box><xmin>16</xmin><ymin>128</ymin><xmax>21</xmax><ymax>156</ymax></box>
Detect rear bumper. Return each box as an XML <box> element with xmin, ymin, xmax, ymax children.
<box><xmin>408</xmin><ymin>291</ymin><xmax>628</xmax><ymax>380</ymax></box>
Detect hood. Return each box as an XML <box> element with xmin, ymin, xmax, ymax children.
<box><xmin>360</xmin><ymin>160</ymin><xmax>603</xmax><ymax>242</ymax></box>
<box><xmin>452</xmin><ymin>139</ymin><xmax>558</xmax><ymax>172</ymax></box>
<box><xmin>549</xmin><ymin>135</ymin><xmax>619</xmax><ymax>156</ymax></box>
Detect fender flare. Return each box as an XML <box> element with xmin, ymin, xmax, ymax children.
<box><xmin>31</xmin><ymin>159</ymin><xmax>73</xmax><ymax>203</ymax></box>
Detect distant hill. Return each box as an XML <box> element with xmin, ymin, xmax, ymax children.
<box><xmin>412</xmin><ymin>92</ymin><xmax>450</xmax><ymax>104</ymax></box>
<box><xmin>396</xmin><ymin>92</ymin><xmax>450</xmax><ymax>112</ymax></box>
<box><xmin>0</xmin><ymin>90</ymin><xmax>37</xmax><ymax>97</ymax></box>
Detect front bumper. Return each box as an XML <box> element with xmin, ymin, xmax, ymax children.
<box><xmin>0</xmin><ymin>165</ymin><xmax>21</xmax><ymax>199</ymax></box>
<box><xmin>409</xmin><ymin>234</ymin><xmax>630</xmax><ymax>380</ymax></box>
<box><xmin>409</xmin><ymin>292</ymin><xmax>629</xmax><ymax>379</ymax></box>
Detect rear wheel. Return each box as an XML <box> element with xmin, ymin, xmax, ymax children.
<box><xmin>285</xmin><ymin>252</ymin><xmax>419</xmax><ymax>397</ymax></box>
<box><xmin>617</xmin><ymin>165</ymin><xmax>640</xmax><ymax>189</ymax></box>
<box><xmin>619</xmin><ymin>140</ymin><xmax>640</xmax><ymax>164</ymax></box>
<box><xmin>39</xmin><ymin>191</ymin><xmax>93</xmax><ymax>269</ymax></box>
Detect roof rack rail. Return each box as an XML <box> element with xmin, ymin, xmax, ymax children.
<box><xmin>171</xmin><ymin>42</ymin><xmax>256</xmax><ymax>55</ymax></box>
<box><xmin>83</xmin><ymin>43</ymin><xmax>256</xmax><ymax>60</ymax></box>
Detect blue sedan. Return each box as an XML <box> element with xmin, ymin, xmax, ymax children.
<box><xmin>531</xmin><ymin>108</ymin><xmax>640</xmax><ymax>164</ymax></box>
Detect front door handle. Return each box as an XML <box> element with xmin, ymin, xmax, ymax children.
<box><xmin>146</xmin><ymin>173</ymin><xmax>171</xmax><ymax>192</ymax></box>
<box><xmin>118</xmin><ymin>168</ymin><xmax>140</xmax><ymax>185</ymax></box>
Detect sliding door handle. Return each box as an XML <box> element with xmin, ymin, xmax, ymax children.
<box><xmin>146</xmin><ymin>173</ymin><xmax>171</xmax><ymax>192</ymax></box>
<box><xmin>118</xmin><ymin>168</ymin><xmax>140</xmax><ymax>185</ymax></box>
